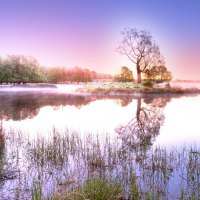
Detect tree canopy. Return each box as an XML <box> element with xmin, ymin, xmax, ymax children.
<box><xmin>46</xmin><ymin>67</ymin><xmax>93</xmax><ymax>83</ymax></box>
<box><xmin>114</xmin><ymin>66</ymin><xmax>134</xmax><ymax>82</ymax></box>
<box><xmin>117</xmin><ymin>28</ymin><xmax>164</xmax><ymax>83</ymax></box>
<box><xmin>144</xmin><ymin>65</ymin><xmax>172</xmax><ymax>83</ymax></box>
<box><xmin>0</xmin><ymin>55</ymin><xmax>47</xmax><ymax>84</ymax></box>
<box><xmin>0</xmin><ymin>55</ymin><xmax>112</xmax><ymax>84</ymax></box>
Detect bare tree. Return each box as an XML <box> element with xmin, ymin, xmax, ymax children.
<box><xmin>117</xmin><ymin>28</ymin><xmax>164</xmax><ymax>83</ymax></box>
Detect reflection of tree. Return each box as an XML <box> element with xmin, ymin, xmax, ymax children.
<box><xmin>0</xmin><ymin>92</ymin><xmax>151</xmax><ymax>121</ymax></box>
<box><xmin>3</xmin><ymin>98</ymin><xmax>39</xmax><ymax>121</ymax></box>
<box><xmin>0</xmin><ymin>112</ymin><xmax>5</xmax><ymax>182</ymax></box>
<box><xmin>0</xmin><ymin>133</ymin><xmax>4</xmax><ymax>179</ymax></box>
<box><xmin>0</xmin><ymin>92</ymin><xmax>187</xmax><ymax>123</ymax></box>
<box><xmin>115</xmin><ymin>97</ymin><xmax>133</xmax><ymax>107</ymax></box>
<box><xmin>116</xmin><ymin>97</ymin><xmax>168</xmax><ymax>150</ymax></box>
<box><xmin>143</xmin><ymin>96</ymin><xmax>171</xmax><ymax>108</ymax></box>
<box><xmin>0</xmin><ymin>92</ymin><xmax>96</xmax><ymax>121</ymax></box>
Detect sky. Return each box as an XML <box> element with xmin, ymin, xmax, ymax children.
<box><xmin>0</xmin><ymin>0</ymin><xmax>200</xmax><ymax>80</ymax></box>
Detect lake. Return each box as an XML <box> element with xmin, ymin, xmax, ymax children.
<box><xmin>0</xmin><ymin>87</ymin><xmax>199</xmax><ymax>199</ymax></box>
<box><xmin>1</xmin><ymin>89</ymin><xmax>200</xmax><ymax>147</ymax></box>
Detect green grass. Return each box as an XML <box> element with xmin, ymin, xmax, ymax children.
<box><xmin>31</xmin><ymin>181</ymin><xmax>42</xmax><ymax>200</ymax></box>
<box><xmin>52</xmin><ymin>178</ymin><xmax>124</xmax><ymax>200</ymax></box>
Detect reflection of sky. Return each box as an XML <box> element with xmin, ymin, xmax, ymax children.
<box><xmin>3</xmin><ymin>95</ymin><xmax>200</xmax><ymax>148</ymax></box>
<box><xmin>154</xmin><ymin>96</ymin><xmax>200</xmax><ymax>147</ymax></box>
<box><xmin>4</xmin><ymin>99</ymin><xmax>137</xmax><ymax>139</ymax></box>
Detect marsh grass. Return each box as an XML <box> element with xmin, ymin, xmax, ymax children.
<box><xmin>0</xmin><ymin>129</ymin><xmax>199</xmax><ymax>199</ymax></box>
<box><xmin>31</xmin><ymin>181</ymin><xmax>42</xmax><ymax>200</ymax></box>
<box><xmin>52</xmin><ymin>178</ymin><xmax>124</xmax><ymax>200</ymax></box>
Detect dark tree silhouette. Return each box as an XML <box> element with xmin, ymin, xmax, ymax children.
<box><xmin>117</xmin><ymin>28</ymin><xmax>164</xmax><ymax>83</ymax></box>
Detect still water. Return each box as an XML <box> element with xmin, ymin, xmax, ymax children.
<box><xmin>0</xmin><ymin>88</ymin><xmax>199</xmax><ymax>199</ymax></box>
<box><xmin>1</xmin><ymin>90</ymin><xmax>200</xmax><ymax>147</ymax></box>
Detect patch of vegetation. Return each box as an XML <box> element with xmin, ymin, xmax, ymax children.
<box><xmin>142</xmin><ymin>80</ymin><xmax>154</xmax><ymax>87</ymax></box>
<box><xmin>52</xmin><ymin>178</ymin><xmax>124</xmax><ymax>200</ymax></box>
<box><xmin>0</xmin><ymin>55</ymin><xmax>112</xmax><ymax>85</ymax></box>
<box><xmin>0</xmin><ymin>55</ymin><xmax>47</xmax><ymax>84</ymax></box>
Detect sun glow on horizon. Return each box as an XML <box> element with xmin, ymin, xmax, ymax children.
<box><xmin>0</xmin><ymin>0</ymin><xmax>200</xmax><ymax>79</ymax></box>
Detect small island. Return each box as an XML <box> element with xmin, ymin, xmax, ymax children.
<box><xmin>77</xmin><ymin>81</ymin><xmax>200</xmax><ymax>96</ymax></box>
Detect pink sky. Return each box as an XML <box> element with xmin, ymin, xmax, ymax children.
<box><xmin>0</xmin><ymin>0</ymin><xmax>200</xmax><ymax>80</ymax></box>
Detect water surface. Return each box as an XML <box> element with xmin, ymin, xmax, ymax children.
<box><xmin>0</xmin><ymin>89</ymin><xmax>199</xmax><ymax>199</ymax></box>
<box><xmin>1</xmin><ymin>90</ymin><xmax>200</xmax><ymax>147</ymax></box>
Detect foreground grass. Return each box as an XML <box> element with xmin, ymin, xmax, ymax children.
<box><xmin>48</xmin><ymin>178</ymin><xmax>124</xmax><ymax>200</ymax></box>
<box><xmin>0</xmin><ymin>129</ymin><xmax>199</xmax><ymax>199</ymax></box>
<box><xmin>77</xmin><ymin>82</ymin><xmax>200</xmax><ymax>95</ymax></box>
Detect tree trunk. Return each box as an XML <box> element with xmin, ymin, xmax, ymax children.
<box><xmin>136</xmin><ymin>98</ymin><xmax>142</xmax><ymax>121</ymax></box>
<box><xmin>136</xmin><ymin>66</ymin><xmax>142</xmax><ymax>83</ymax></box>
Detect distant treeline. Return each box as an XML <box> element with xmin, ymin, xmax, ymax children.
<box><xmin>47</xmin><ymin>66</ymin><xmax>112</xmax><ymax>83</ymax></box>
<box><xmin>0</xmin><ymin>55</ymin><xmax>112</xmax><ymax>84</ymax></box>
<box><xmin>173</xmin><ymin>80</ymin><xmax>200</xmax><ymax>83</ymax></box>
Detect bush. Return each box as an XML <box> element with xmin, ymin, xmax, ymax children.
<box><xmin>164</xmin><ymin>83</ymin><xmax>171</xmax><ymax>88</ymax></box>
<box><xmin>142</xmin><ymin>80</ymin><xmax>154</xmax><ymax>87</ymax></box>
<box><xmin>114</xmin><ymin>66</ymin><xmax>134</xmax><ymax>82</ymax></box>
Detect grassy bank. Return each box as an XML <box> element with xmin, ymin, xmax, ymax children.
<box><xmin>0</xmin><ymin>129</ymin><xmax>199</xmax><ymax>199</ymax></box>
<box><xmin>77</xmin><ymin>82</ymin><xmax>200</xmax><ymax>95</ymax></box>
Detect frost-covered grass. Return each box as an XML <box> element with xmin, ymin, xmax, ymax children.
<box><xmin>77</xmin><ymin>81</ymin><xmax>200</xmax><ymax>95</ymax></box>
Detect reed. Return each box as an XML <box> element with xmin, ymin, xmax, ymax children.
<box><xmin>0</xmin><ymin>129</ymin><xmax>199</xmax><ymax>199</ymax></box>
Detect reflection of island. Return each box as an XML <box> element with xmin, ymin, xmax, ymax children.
<box><xmin>0</xmin><ymin>91</ymin><xmax>197</xmax><ymax>123</ymax></box>
<box><xmin>0</xmin><ymin>92</ymin><xmax>141</xmax><ymax>121</ymax></box>
<box><xmin>116</xmin><ymin>97</ymin><xmax>170</xmax><ymax>150</ymax></box>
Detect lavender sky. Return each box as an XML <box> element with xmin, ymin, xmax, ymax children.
<box><xmin>0</xmin><ymin>0</ymin><xmax>200</xmax><ymax>79</ymax></box>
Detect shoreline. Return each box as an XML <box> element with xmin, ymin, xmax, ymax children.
<box><xmin>0</xmin><ymin>82</ymin><xmax>200</xmax><ymax>97</ymax></box>
<box><xmin>0</xmin><ymin>83</ymin><xmax>57</xmax><ymax>88</ymax></box>
<box><xmin>76</xmin><ymin>82</ymin><xmax>200</xmax><ymax>96</ymax></box>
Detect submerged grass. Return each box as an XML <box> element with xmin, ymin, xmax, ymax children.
<box><xmin>0</xmin><ymin>129</ymin><xmax>199</xmax><ymax>199</ymax></box>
